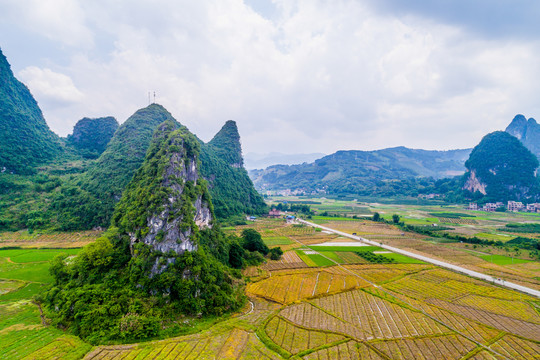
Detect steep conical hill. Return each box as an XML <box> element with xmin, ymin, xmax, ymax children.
<box><xmin>207</xmin><ymin>120</ymin><xmax>243</xmax><ymax>167</ymax></box>
<box><xmin>201</xmin><ymin>120</ymin><xmax>267</xmax><ymax>218</ymax></box>
<box><xmin>0</xmin><ymin>48</ymin><xmax>61</xmax><ymax>174</ymax></box>
<box><xmin>44</xmin><ymin>121</ymin><xmax>252</xmax><ymax>343</ymax></box>
<box><xmin>463</xmin><ymin>131</ymin><xmax>539</xmax><ymax>201</ymax></box>
<box><xmin>505</xmin><ymin>114</ymin><xmax>540</xmax><ymax>159</ymax></box>
<box><xmin>112</xmin><ymin>120</ymin><xmax>213</xmax><ymax>263</ymax></box>
<box><xmin>82</xmin><ymin>104</ymin><xmax>182</xmax><ymax>216</ymax></box>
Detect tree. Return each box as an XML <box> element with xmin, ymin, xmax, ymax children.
<box><xmin>241</xmin><ymin>229</ymin><xmax>269</xmax><ymax>255</ymax></box>
<box><xmin>392</xmin><ymin>214</ymin><xmax>400</xmax><ymax>224</ymax></box>
<box><xmin>372</xmin><ymin>212</ymin><xmax>381</xmax><ymax>222</ymax></box>
<box><xmin>269</xmin><ymin>247</ymin><xmax>283</xmax><ymax>260</ymax></box>
<box><xmin>228</xmin><ymin>242</ymin><xmax>244</xmax><ymax>269</ymax></box>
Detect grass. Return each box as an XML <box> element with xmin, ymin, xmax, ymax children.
<box><xmin>474</xmin><ymin>232</ymin><xmax>515</xmax><ymax>242</ymax></box>
<box><xmin>318</xmin><ymin>251</ymin><xmax>344</xmax><ymax>264</ymax></box>
<box><xmin>0</xmin><ymin>282</ymin><xmax>47</xmax><ymax>302</ymax></box>
<box><xmin>379</xmin><ymin>253</ymin><xmax>425</xmax><ymax>264</ymax></box>
<box><xmin>294</xmin><ymin>249</ymin><xmax>335</xmax><ymax>267</ymax></box>
<box><xmin>262</xmin><ymin>236</ymin><xmax>294</xmax><ymax>246</ymax></box>
<box><xmin>309</xmin><ymin>245</ymin><xmax>383</xmax><ymax>252</ymax></box>
<box><xmin>0</xmin><ymin>261</ymin><xmax>53</xmax><ymax>283</ymax></box>
<box><xmin>306</xmin><ymin>254</ymin><xmax>336</xmax><ymax>267</ymax></box>
<box><xmin>7</xmin><ymin>248</ymin><xmax>80</xmax><ymax>263</ymax></box>
<box><xmin>479</xmin><ymin>254</ymin><xmax>531</xmax><ymax>265</ymax></box>
<box><xmin>311</xmin><ymin>216</ymin><xmax>359</xmax><ymax>223</ymax></box>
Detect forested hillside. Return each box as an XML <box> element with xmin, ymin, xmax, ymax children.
<box><xmin>0</xmin><ymin>48</ymin><xmax>62</xmax><ymax>174</ymax></box>
<box><xmin>463</xmin><ymin>131</ymin><xmax>540</xmax><ymax>202</ymax></box>
<box><xmin>42</xmin><ymin>121</ymin><xmax>266</xmax><ymax>343</ymax></box>
<box><xmin>67</xmin><ymin>116</ymin><xmax>119</xmax><ymax>158</ymax></box>
<box><xmin>505</xmin><ymin>114</ymin><xmax>540</xmax><ymax>159</ymax></box>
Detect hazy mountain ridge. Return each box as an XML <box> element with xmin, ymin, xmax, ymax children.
<box><xmin>244</xmin><ymin>152</ymin><xmax>326</xmax><ymax>170</ymax></box>
<box><xmin>250</xmin><ymin>146</ymin><xmax>471</xmax><ymax>194</ymax></box>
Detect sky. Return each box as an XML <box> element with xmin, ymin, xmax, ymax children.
<box><xmin>1</xmin><ymin>0</ymin><xmax>539</xmax><ymax>156</ymax></box>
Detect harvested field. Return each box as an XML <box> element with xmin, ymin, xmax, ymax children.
<box><xmin>313</xmin><ymin>289</ymin><xmax>451</xmax><ymax>340</ymax></box>
<box><xmin>262</xmin><ymin>251</ymin><xmax>308</xmax><ymax>271</ymax></box>
<box><xmin>437</xmin><ymin>217</ymin><xmax>478</xmax><ymax>224</ymax></box>
<box><xmin>86</xmin><ymin>326</ymin><xmax>280</xmax><ymax>360</ymax></box>
<box><xmin>246</xmin><ymin>268</ymin><xmax>370</xmax><ymax>304</ymax></box>
<box><xmin>265</xmin><ymin>316</ymin><xmax>346</xmax><ymax>355</ymax></box>
<box><xmin>0</xmin><ymin>230</ymin><xmax>102</xmax><ymax>248</ymax></box>
<box><xmin>427</xmin><ymin>298</ymin><xmax>540</xmax><ymax>342</ymax></box>
<box><xmin>370</xmin><ymin>334</ymin><xmax>476</xmax><ymax>360</ymax></box>
<box><xmin>345</xmin><ymin>263</ymin><xmax>433</xmax><ymax>284</ymax></box>
<box><xmin>303</xmin><ymin>341</ymin><xmax>386</xmax><ymax>360</ymax></box>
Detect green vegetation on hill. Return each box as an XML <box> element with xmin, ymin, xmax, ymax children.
<box><xmin>41</xmin><ymin>123</ymin><xmax>267</xmax><ymax>344</ymax></box>
<box><xmin>51</xmin><ymin>104</ymin><xmax>182</xmax><ymax>230</ymax></box>
<box><xmin>0</xmin><ymin>48</ymin><xmax>62</xmax><ymax>174</ymax></box>
<box><xmin>463</xmin><ymin>131</ymin><xmax>540</xmax><ymax>202</ymax></box>
<box><xmin>200</xmin><ymin>144</ymin><xmax>267</xmax><ymax>218</ymax></box>
<box><xmin>506</xmin><ymin>114</ymin><xmax>540</xmax><ymax>159</ymax></box>
<box><xmin>67</xmin><ymin>116</ymin><xmax>119</xmax><ymax>158</ymax></box>
<box><xmin>206</xmin><ymin>120</ymin><xmax>244</xmax><ymax>167</ymax></box>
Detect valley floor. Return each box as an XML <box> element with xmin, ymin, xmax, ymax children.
<box><xmin>1</xmin><ymin>219</ymin><xmax>539</xmax><ymax>359</ymax></box>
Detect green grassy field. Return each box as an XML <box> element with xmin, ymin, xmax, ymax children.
<box><xmin>479</xmin><ymin>254</ymin><xmax>532</xmax><ymax>265</ymax></box>
<box><xmin>308</xmin><ymin>245</ymin><xmax>382</xmax><ymax>252</ymax></box>
<box><xmin>262</xmin><ymin>236</ymin><xmax>294</xmax><ymax>246</ymax></box>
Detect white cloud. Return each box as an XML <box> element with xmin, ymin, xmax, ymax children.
<box><xmin>0</xmin><ymin>0</ymin><xmax>93</xmax><ymax>47</ymax></box>
<box><xmin>18</xmin><ymin>66</ymin><xmax>84</xmax><ymax>104</ymax></box>
<box><xmin>3</xmin><ymin>0</ymin><xmax>540</xmax><ymax>153</ymax></box>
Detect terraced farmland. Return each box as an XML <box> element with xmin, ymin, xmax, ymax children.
<box><xmin>1</xmin><ymin>222</ymin><xmax>540</xmax><ymax>359</ymax></box>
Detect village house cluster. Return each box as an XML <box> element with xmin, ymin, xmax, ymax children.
<box><xmin>467</xmin><ymin>201</ymin><xmax>540</xmax><ymax>212</ymax></box>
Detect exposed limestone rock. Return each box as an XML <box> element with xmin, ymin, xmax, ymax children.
<box><xmin>463</xmin><ymin>170</ymin><xmax>487</xmax><ymax>195</ymax></box>
<box><xmin>113</xmin><ymin>121</ymin><xmax>214</xmax><ymax>276</ymax></box>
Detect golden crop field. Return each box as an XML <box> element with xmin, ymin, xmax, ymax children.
<box><xmin>2</xmin><ymin>218</ymin><xmax>540</xmax><ymax>359</ymax></box>
<box><xmin>0</xmin><ymin>230</ymin><xmax>103</xmax><ymax>248</ymax></box>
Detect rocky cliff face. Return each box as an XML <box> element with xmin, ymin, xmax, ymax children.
<box><xmin>112</xmin><ymin>121</ymin><xmax>213</xmax><ymax>275</ymax></box>
<box><xmin>463</xmin><ymin>170</ymin><xmax>486</xmax><ymax>195</ymax></box>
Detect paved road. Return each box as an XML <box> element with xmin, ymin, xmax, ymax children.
<box><xmin>298</xmin><ymin>219</ymin><xmax>540</xmax><ymax>298</ymax></box>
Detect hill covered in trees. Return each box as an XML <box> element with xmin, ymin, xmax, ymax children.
<box><xmin>505</xmin><ymin>114</ymin><xmax>540</xmax><ymax>159</ymax></box>
<box><xmin>463</xmin><ymin>131</ymin><xmax>540</xmax><ymax>202</ymax></box>
<box><xmin>42</xmin><ymin>121</ymin><xmax>267</xmax><ymax>343</ymax></box>
<box><xmin>0</xmin><ymin>48</ymin><xmax>62</xmax><ymax>174</ymax></box>
<box><xmin>51</xmin><ymin>105</ymin><xmax>266</xmax><ymax>230</ymax></box>
<box><xmin>67</xmin><ymin>116</ymin><xmax>119</xmax><ymax>158</ymax></box>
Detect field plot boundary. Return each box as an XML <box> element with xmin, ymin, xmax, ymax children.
<box><xmin>299</xmin><ymin>219</ymin><xmax>540</xmax><ymax>298</ymax></box>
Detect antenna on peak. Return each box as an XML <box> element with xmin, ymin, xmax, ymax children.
<box><xmin>148</xmin><ymin>92</ymin><xmax>151</xmax><ymax>105</ymax></box>
<box><xmin>153</xmin><ymin>91</ymin><xmax>156</xmax><ymax>104</ymax></box>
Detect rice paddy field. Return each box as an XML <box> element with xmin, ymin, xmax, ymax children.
<box><xmin>1</xmin><ymin>213</ymin><xmax>539</xmax><ymax>359</ymax></box>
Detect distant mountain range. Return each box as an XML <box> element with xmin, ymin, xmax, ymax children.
<box><xmin>244</xmin><ymin>152</ymin><xmax>326</xmax><ymax>170</ymax></box>
<box><xmin>249</xmin><ymin>147</ymin><xmax>471</xmax><ymax>194</ymax></box>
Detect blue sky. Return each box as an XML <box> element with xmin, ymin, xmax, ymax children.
<box><xmin>1</xmin><ymin>0</ymin><xmax>539</xmax><ymax>155</ymax></box>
